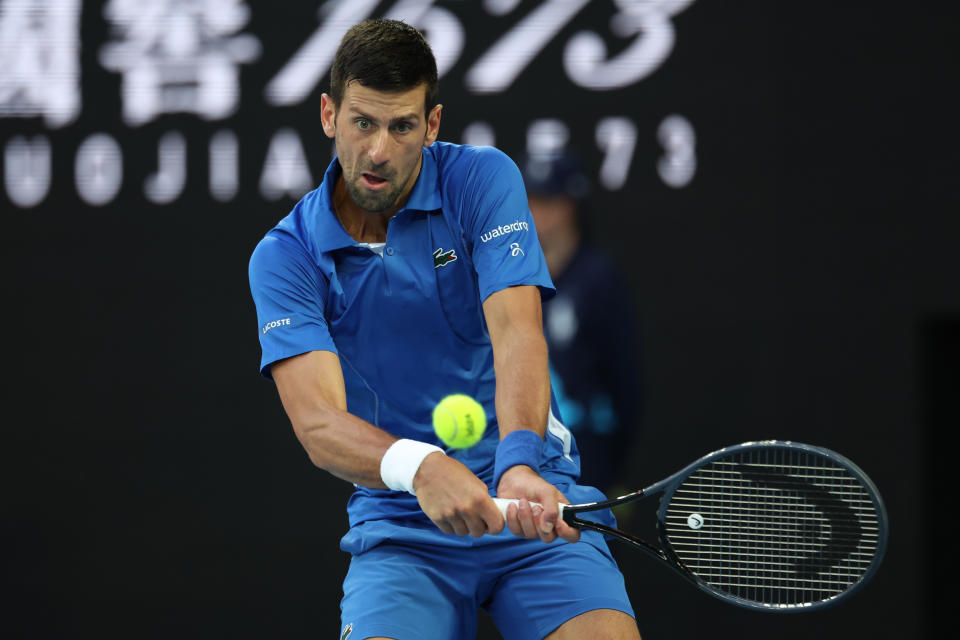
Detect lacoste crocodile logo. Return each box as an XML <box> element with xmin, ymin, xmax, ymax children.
<box><xmin>433</xmin><ymin>247</ymin><xmax>457</xmax><ymax>268</ymax></box>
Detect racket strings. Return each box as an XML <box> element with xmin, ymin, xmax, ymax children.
<box><xmin>663</xmin><ymin>448</ymin><xmax>882</xmax><ymax>609</ymax></box>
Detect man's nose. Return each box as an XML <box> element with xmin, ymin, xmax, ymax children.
<box><xmin>368</xmin><ymin>130</ymin><xmax>390</xmax><ymax>166</ymax></box>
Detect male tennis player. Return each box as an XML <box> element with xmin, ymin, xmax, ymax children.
<box><xmin>248</xmin><ymin>19</ymin><xmax>639</xmax><ymax>640</ymax></box>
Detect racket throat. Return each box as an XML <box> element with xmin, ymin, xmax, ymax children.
<box><xmin>563</xmin><ymin>490</ymin><xmax>670</xmax><ymax>562</ymax></box>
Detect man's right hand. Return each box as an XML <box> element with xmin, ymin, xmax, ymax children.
<box><xmin>413</xmin><ymin>452</ymin><xmax>505</xmax><ymax>538</ymax></box>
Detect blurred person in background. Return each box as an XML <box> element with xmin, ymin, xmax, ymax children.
<box><xmin>521</xmin><ymin>150</ymin><xmax>642</xmax><ymax>497</ymax></box>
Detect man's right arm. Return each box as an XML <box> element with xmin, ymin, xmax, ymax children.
<box><xmin>272</xmin><ymin>349</ymin><xmax>396</xmax><ymax>487</ymax></box>
<box><xmin>270</xmin><ymin>350</ymin><xmax>504</xmax><ymax>537</ymax></box>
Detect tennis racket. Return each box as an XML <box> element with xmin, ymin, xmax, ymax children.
<box><xmin>493</xmin><ymin>440</ymin><xmax>888</xmax><ymax>612</ymax></box>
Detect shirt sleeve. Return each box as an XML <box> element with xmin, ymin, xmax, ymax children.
<box><xmin>248</xmin><ymin>234</ymin><xmax>337</xmax><ymax>378</ymax></box>
<box><xmin>459</xmin><ymin>147</ymin><xmax>555</xmax><ymax>302</ymax></box>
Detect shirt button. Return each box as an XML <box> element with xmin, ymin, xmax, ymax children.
<box><xmin>385</xmin><ymin>246</ymin><xmax>395</xmax><ymax>256</ymax></box>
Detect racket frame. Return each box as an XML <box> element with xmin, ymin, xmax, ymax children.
<box><xmin>560</xmin><ymin>440</ymin><xmax>889</xmax><ymax>612</ymax></box>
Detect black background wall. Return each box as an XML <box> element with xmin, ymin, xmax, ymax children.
<box><xmin>3</xmin><ymin>1</ymin><xmax>956</xmax><ymax>638</ymax></box>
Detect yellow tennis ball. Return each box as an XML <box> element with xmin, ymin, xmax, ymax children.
<box><xmin>433</xmin><ymin>394</ymin><xmax>486</xmax><ymax>449</ymax></box>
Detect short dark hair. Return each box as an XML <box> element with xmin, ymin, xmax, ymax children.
<box><xmin>330</xmin><ymin>19</ymin><xmax>439</xmax><ymax>116</ymax></box>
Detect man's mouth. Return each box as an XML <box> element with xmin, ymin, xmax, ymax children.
<box><xmin>361</xmin><ymin>172</ymin><xmax>389</xmax><ymax>189</ymax></box>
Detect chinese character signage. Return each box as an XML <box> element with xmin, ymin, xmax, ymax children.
<box><xmin>0</xmin><ymin>0</ymin><xmax>699</xmax><ymax>211</ymax></box>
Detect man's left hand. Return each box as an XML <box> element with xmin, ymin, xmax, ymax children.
<box><xmin>496</xmin><ymin>465</ymin><xmax>580</xmax><ymax>543</ymax></box>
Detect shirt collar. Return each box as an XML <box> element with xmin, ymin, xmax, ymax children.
<box><xmin>401</xmin><ymin>145</ymin><xmax>442</xmax><ymax>213</ymax></box>
<box><xmin>307</xmin><ymin>158</ymin><xmax>355</xmax><ymax>254</ymax></box>
<box><xmin>308</xmin><ymin>147</ymin><xmax>442</xmax><ymax>254</ymax></box>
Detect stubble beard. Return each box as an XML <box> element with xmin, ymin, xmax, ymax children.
<box><xmin>344</xmin><ymin>166</ymin><xmax>404</xmax><ymax>213</ymax></box>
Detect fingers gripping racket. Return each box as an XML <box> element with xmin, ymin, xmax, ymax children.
<box><xmin>493</xmin><ymin>440</ymin><xmax>888</xmax><ymax>612</ymax></box>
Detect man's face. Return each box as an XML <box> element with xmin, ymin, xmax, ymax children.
<box><xmin>321</xmin><ymin>81</ymin><xmax>441</xmax><ymax>214</ymax></box>
<box><xmin>528</xmin><ymin>194</ymin><xmax>577</xmax><ymax>241</ymax></box>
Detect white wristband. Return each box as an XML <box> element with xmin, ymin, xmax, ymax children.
<box><xmin>380</xmin><ymin>439</ymin><xmax>445</xmax><ymax>495</ymax></box>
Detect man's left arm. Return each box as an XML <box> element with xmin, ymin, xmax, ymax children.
<box><xmin>482</xmin><ymin>284</ymin><xmax>580</xmax><ymax>543</ymax></box>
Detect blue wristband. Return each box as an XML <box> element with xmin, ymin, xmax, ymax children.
<box><xmin>493</xmin><ymin>429</ymin><xmax>543</xmax><ymax>490</ymax></box>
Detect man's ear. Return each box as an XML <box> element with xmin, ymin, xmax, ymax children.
<box><xmin>320</xmin><ymin>93</ymin><xmax>337</xmax><ymax>139</ymax></box>
<box><xmin>423</xmin><ymin>103</ymin><xmax>443</xmax><ymax>147</ymax></box>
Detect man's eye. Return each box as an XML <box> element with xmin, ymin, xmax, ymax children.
<box><xmin>395</xmin><ymin>123</ymin><xmax>411</xmax><ymax>133</ymax></box>
<box><xmin>356</xmin><ymin>120</ymin><xmax>371</xmax><ymax>130</ymax></box>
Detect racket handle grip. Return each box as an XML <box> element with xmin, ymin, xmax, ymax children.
<box><xmin>492</xmin><ymin>497</ymin><xmax>565</xmax><ymax>521</ymax></box>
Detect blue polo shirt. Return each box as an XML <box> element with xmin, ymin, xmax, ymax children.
<box><xmin>249</xmin><ymin>141</ymin><xmax>583</xmax><ymax>528</ymax></box>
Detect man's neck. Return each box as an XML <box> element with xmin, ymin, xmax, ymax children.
<box><xmin>332</xmin><ymin>177</ymin><xmax>393</xmax><ymax>243</ymax></box>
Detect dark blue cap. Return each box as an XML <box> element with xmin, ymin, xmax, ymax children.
<box><xmin>519</xmin><ymin>150</ymin><xmax>589</xmax><ymax>200</ymax></box>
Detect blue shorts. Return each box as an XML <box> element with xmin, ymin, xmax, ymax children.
<box><xmin>339</xmin><ymin>516</ymin><xmax>634</xmax><ymax>639</ymax></box>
